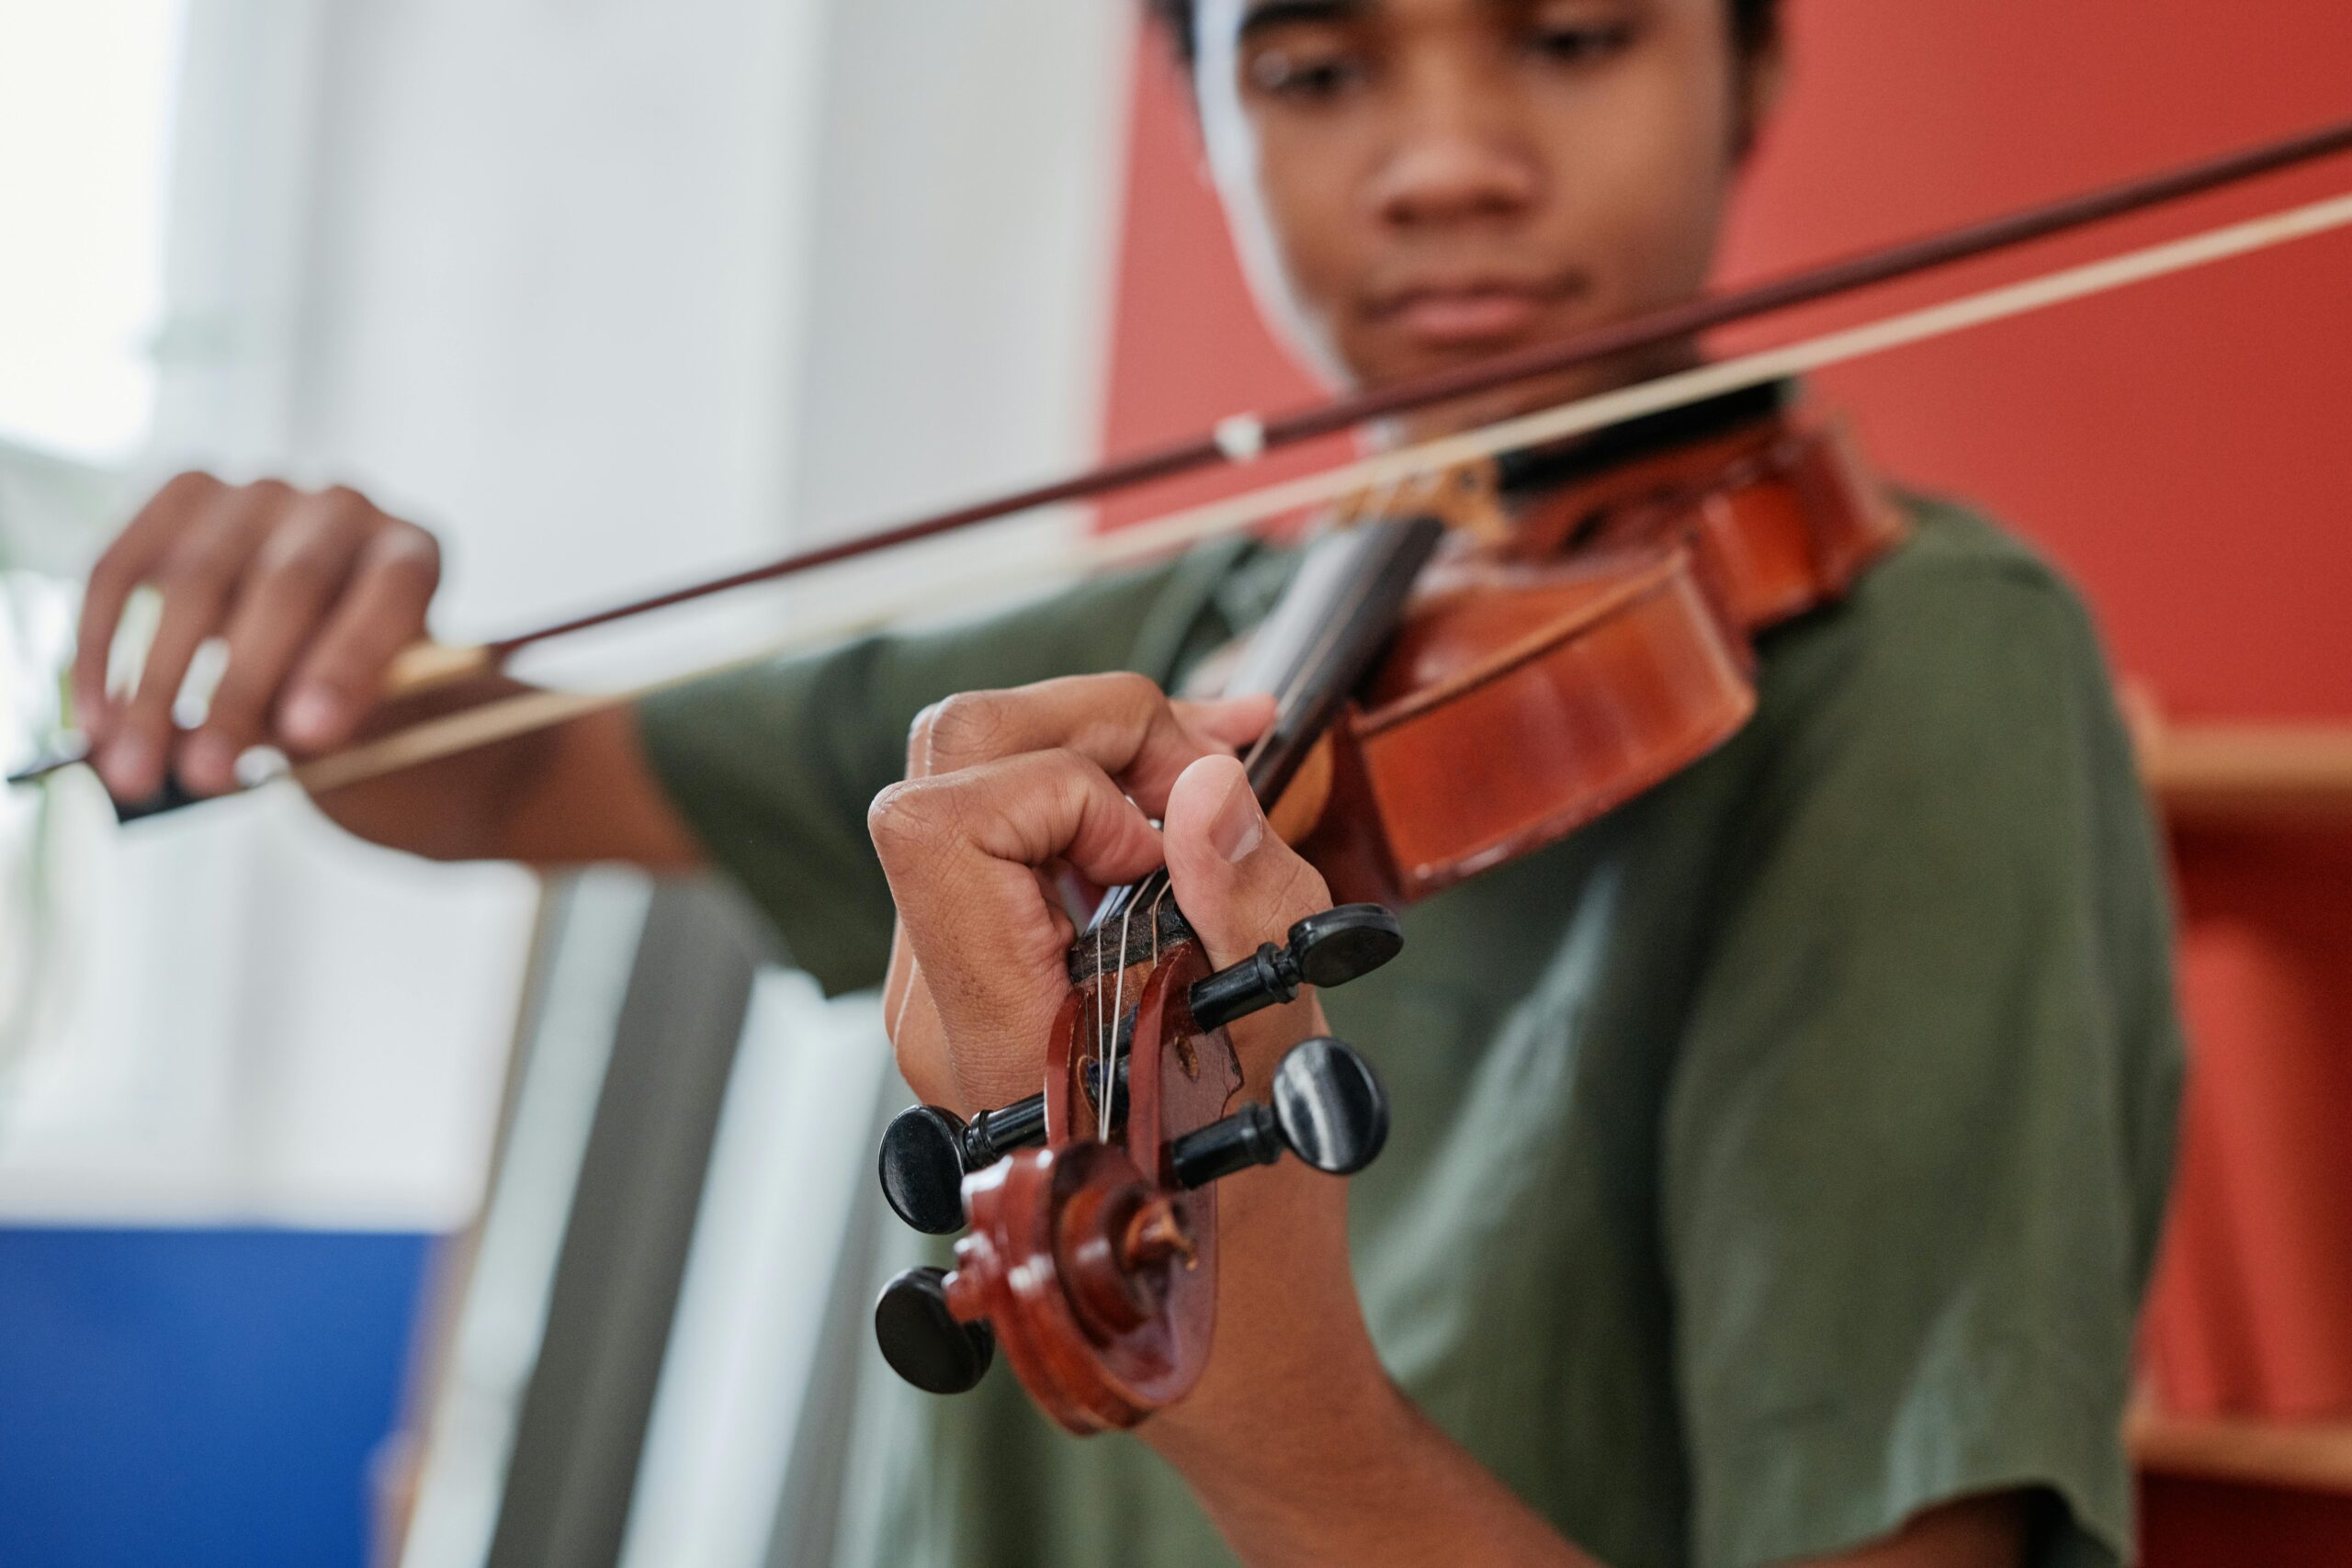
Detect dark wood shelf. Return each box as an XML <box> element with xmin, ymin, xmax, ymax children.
<box><xmin>2142</xmin><ymin>723</ymin><xmax>2352</xmax><ymax>827</ymax></box>
<box><xmin>2131</xmin><ymin>1405</ymin><xmax>2352</xmax><ymax>1495</ymax></box>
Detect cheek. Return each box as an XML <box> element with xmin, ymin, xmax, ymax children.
<box><xmin>1540</xmin><ymin>54</ymin><xmax>1740</xmax><ymax>310</ymax></box>
<box><xmin>1250</xmin><ymin>130</ymin><xmax>1363</xmax><ymax>326</ymax></box>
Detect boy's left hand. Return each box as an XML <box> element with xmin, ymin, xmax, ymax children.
<box><xmin>868</xmin><ymin>671</ymin><xmax>1324</xmax><ymax>1116</ymax></box>
<box><xmin>865</xmin><ymin>670</ymin><xmax>1392</xmax><ymax>1458</ymax></box>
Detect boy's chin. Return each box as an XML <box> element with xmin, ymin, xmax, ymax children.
<box><xmin>1377</xmin><ymin>368</ymin><xmax>1653</xmax><ymax>446</ymax></box>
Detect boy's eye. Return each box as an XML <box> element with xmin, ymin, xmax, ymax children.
<box><xmin>1247</xmin><ymin>42</ymin><xmax>1372</xmax><ymax>101</ymax></box>
<box><xmin>1520</xmin><ymin>20</ymin><xmax>1634</xmax><ymax>66</ymax></box>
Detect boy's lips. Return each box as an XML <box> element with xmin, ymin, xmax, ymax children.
<box><xmin>1364</xmin><ymin>271</ymin><xmax>1586</xmax><ymax>349</ymax></box>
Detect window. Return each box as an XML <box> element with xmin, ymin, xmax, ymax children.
<box><xmin>0</xmin><ymin>0</ymin><xmax>185</xmax><ymax>462</ymax></box>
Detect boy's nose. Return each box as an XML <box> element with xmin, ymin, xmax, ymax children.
<box><xmin>1366</xmin><ymin>74</ymin><xmax>1540</xmax><ymax>229</ymax></box>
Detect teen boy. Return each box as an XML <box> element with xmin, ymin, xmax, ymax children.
<box><xmin>72</xmin><ymin>3</ymin><xmax>2180</xmax><ymax>1563</ymax></box>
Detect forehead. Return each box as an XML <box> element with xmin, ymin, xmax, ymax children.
<box><xmin>1230</xmin><ymin>0</ymin><xmax>1498</xmax><ymax>30</ymax></box>
<box><xmin>1220</xmin><ymin>0</ymin><xmax>1669</xmax><ymax>44</ymax></box>
<box><xmin>1213</xmin><ymin>0</ymin><xmax>1599</xmax><ymax>31</ymax></box>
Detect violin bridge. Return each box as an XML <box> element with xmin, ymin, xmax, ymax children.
<box><xmin>1327</xmin><ymin>459</ymin><xmax>1511</xmax><ymax>543</ymax></box>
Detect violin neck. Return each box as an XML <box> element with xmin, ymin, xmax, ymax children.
<box><xmin>1082</xmin><ymin>513</ymin><xmax>1442</xmax><ymax>946</ymax></box>
<box><xmin>1227</xmin><ymin>513</ymin><xmax>1446</xmax><ymax>806</ymax></box>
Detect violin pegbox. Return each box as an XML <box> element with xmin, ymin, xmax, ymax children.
<box><xmin>873</xmin><ymin>904</ymin><xmax>1403</xmax><ymax>1433</ymax></box>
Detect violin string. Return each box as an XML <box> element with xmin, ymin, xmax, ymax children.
<box><xmin>1094</xmin><ymin>919</ymin><xmax>1109</xmax><ymax>1134</ymax></box>
<box><xmin>208</xmin><ymin>186</ymin><xmax>2352</xmax><ymax>803</ymax></box>
<box><xmin>1102</xmin><ymin>897</ymin><xmax>1140</xmax><ymax>1144</ymax></box>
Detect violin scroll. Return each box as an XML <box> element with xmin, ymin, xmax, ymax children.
<box><xmin>871</xmin><ymin>1035</ymin><xmax>1391</xmax><ymax>1419</ymax></box>
<box><xmin>876</xmin><ymin>904</ymin><xmax>1401</xmax><ymax>1236</ymax></box>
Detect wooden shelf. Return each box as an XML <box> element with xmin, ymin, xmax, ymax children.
<box><xmin>2131</xmin><ymin>1405</ymin><xmax>2352</xmax><ymax>1495</ymax></box>
<box><xmin>2140</xmin><ymin>722</ymin><xmax>2352</xmax><ymax>827</ymax></box>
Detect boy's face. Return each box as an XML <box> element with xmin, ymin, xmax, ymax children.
<box><xmin>1193</xmin><ymin>0</ymin><xmax>1761</xmax><ymax>436</ymax></box>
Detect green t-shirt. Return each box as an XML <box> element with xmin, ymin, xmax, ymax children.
<box><xmin>638</xmin><ymin>496</ymin><xmax>2182</xmax><ymax>1568</ymax></box>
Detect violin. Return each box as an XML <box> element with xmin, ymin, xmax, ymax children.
<box><xmin>866</xmin><ymin>387</ymin><xmax>1900</xmax><ymax>1431</ymax></box>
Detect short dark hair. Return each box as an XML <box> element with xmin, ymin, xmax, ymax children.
<box><xmin>1148</xmin><ymin>0</ymin><xmax>1782</xmax><ymax>63</ymax></box>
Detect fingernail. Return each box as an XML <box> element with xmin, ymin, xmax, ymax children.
<box><xmin>1208</xmin><ymin>769</ymin><xmax>1265</xmax><ymax>863</ymax></box>
<box><xmin>283</xmin><ymin>688</ymin><xmax>339</xmax><ymax>747</ymax></box>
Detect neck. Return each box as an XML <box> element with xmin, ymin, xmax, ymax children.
<box><xmin>1379</xmin><ymin>336</ymin><xmax>1711</xmax><ymax>448</ymax></box>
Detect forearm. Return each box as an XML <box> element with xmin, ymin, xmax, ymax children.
<box><xmin>309</xmin><ymin>682</ymin><xmax>701</xmax><ymax>869</ymax></box>
<box><xmin>1138</xmin><ymin>1149</ymin><xmax>1597</xmax><ymax>1568</ymax></box>
<box><xmin>302</xmin><ymin>674</ymin><xmax>548</xmax><ymax>856</ymax></box>
<box><xmin>1151</xmin><ymin>1363</ymin><xmax>1596</xmax><ymax>1568</ymax></box>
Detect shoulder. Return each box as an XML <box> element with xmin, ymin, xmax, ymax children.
<box><xmin>1747</xmin><ymin>492</ymin><xmax>2124</xmax><ymax>780</ymax></box>
<box><xmin>1780</xmin><ymin>491</ymin><xmax>2107</xmax><ymax>686</ymax></box>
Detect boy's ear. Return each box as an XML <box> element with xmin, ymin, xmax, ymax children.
<box><xmin>1734</xmin><ymin>39</ymin><xmax>1788</xmax><ymax>162</ymax></box>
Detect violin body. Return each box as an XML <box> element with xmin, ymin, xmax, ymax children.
<box><xmin>1283</xmin><ymin>413</ymin><xmax>1901</xmax><ymax>905</ymax></box>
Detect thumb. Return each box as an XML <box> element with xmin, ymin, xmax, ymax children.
<box><xmin>1162</xmin><ymin>753</ymin><xmax>1331</xmax><ymax>968</ymax></box>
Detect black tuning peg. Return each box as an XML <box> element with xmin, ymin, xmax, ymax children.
<box><xmin>878</xmin><ymin>1096</ymin><xmax>1046</xmax><ymax>1235</ymax></box>
<box><xmin>1169</xmin><ymin>1035</ymin><xmax>1390</xmax><ymax>1190</ymax></box>
<box><xmin>878</xmin><ymin>1055</ymin><xmax>1130</xmax><ymax>1235</ymax></box>
<box><xmin>1186</xmin><ymin>904</ymin><xmax>1403</xmax><ymax>1032</ymax></box>
<box><xmin>875</xmin><ymin>1266</ymin><xmax>995</xmax><ymax>1394</ymax></box>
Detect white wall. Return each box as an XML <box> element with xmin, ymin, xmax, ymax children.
<box><xmin>0</xmin><ymin>0</ymin><xmax>1136</xmax><ymax>1235</ymax></box>
<box><xmin>615</xmin><ymin>8</ymin><xmax>1138</xmax><ymax>1557</ymax></box>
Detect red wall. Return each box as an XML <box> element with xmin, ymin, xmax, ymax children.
<box><xmin>1100</xmin><ymin>0</ymin><xmax>2352</xmax><ymax>1426</ymax></box>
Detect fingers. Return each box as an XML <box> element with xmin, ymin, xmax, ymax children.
<box><xmin>869</xmin><ymin>747</ymin><xmax>1164</xmax><ymax>1110</ymax></box>
<box><xmin>1161</xmin><ymin>753</ymin><xmax>1333</xmax><ymax>970</ymax></box>
<box><xmin>97</xmin><ymin>480</ymin><xmax>280</xmax><ymax>800</ymax></box>
<box><xmin>177</xmin><ymin>488</ymin><xmax>369</xmax><ymax>794</ymax></box>
<box><xmin>906</xmin><ymin>673</ymin><xmax>1272</xmax><ymax>818</ymax></box>
<box><xmin>72</xmin><ymin>473</ymin><xmax>440</xmax><ymax>800</ymax></box>
<box><xmin>277</xmin><ymin>519</ymin><xmax>439</xmax><ymax>753</ymax></box>
<box><xmin>74</xmin><ymin>469</ymin><xmax>220</xmax><ymax>740</ymax></box>
<box><xmin>1178</xmin><ymin>693</ymin><xmax>1275</xmax><ymax>754</ymax></box>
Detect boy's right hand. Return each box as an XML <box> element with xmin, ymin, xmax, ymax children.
<box><xmin>75</xmin><ymin>471</ymin><xmax>443</xmax><ymax>801</ymax></box>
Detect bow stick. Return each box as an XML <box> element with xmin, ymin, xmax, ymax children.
<box><xmin>13</xmin><ymin>114</ymin><xmax>2352</xmax><ymax>804</ymax></box>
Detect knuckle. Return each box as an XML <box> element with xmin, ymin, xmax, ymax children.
<box><xmin>161</xmin><ymin>469</ymin><xmax>222</xmax><ymax>503</ymax></box>
<box><xmin>393</xmin><ymin>520</ymin><xmax>439</xmax><ymax>562</ymax></box>
<box><xmin>199</xmin><ymin>682</ymin><xmax>263</xmax><ymax>733</ymax></box>
<box><xmin>262</xmin><ymin>547</ymin><xmax>338</xmax><ymax>601</ymax></box>
<box><xmin>1044</xmin><ymin>745</ymin><xmax>1095</xmax><ymax>787</ymax></box>
<box><xmin>377</xmin><ymin>528</ymin><xmax>441</xmax><ymax>585</ymax></box>
<box><xmin>84</xmin><ymin>556</ymin><xmax>132</xmax><ymax>602</ymax></box>
<box><xmin>922</xmin><ymin>691</ymin><xmax>1005</xmax><ymax>765</ymax></box>
<box><xmin>866</xmin><ymin>778</ymin><xmax>942</xmax><ymax>852</ymax></box>
<box><xmin>287</xmin><ymin>657</ymin><xmax>359</xmax><ymax>711</ymax></box>
<box><xmin>155</xmin><ymin>543</ymin><xmax>233</xmax><ymax>599</ymax></box>
<box><xmin>1102</xmin><ymin>670</ymin><xmax>1161</xmax><ymax>711</ymax></box>
<box><xmin>902</xmin><ymin>701</ymin><xmax>945</xmax><ymax>777</ymax></box>
<box><xmin>119</xmin><ymin>684</ymin><xmax>176</xmax><ymax>726</ymax></box>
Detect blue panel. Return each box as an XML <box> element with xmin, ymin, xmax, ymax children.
<box><xmin>0</xmin><ymin>1227</ymin><xmax>434</xmax><ymax>1568</ymax></box>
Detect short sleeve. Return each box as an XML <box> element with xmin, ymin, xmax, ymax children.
<box><xmin>1663</xmin><ymin>534</ymin><xmax>2185</xmax><ymax>1568</ymax></box>
<box><xmin>633</xmin><ymin>540</ymin><xmax>1260</xmax><ymax>995</ymax></box>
